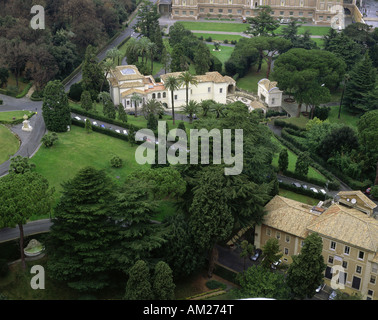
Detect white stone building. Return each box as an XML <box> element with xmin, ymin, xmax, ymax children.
<box><xmin>107</xmin><ymin>65</ymin><xmax>236</xmax><ymax>111</ymax></box>
<box><xmin>257</xmin><ymin>78</ymin><xmax>283</xmax><ymax>110</ymax></box>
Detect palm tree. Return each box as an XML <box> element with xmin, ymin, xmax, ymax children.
<box><xmin>147</xmin><ymin>42</ymin><xmax>158</xmax><ymax>75</ymax></box>
<box><xmin>211</xmin><ymin>102</ymin><xmax>226</xmax><ymax>119</ymax></box>
<box><xmin>130</xmin><ymin>92</ymin><xmax>143</xmax><ymax>117</ymax></box>
<box><xmin>138</xmin><ymin>37</ymin><xmax>151</xmax><ymax>65</ymax></box>
<box><xmin>141</xmin><ymin>98</ymin><xmax>164</xmax><ymax>120</ymax></box>
<box><xmin>125</xmin><ymin>37</ymin><xmax>139</xmax><ymax>64</ymax></box>
<box><xmin>100</xmin><ymin>58</ymin><xmax>115</xmax><ymax>92</ymax></box>
<box><xmin>183</xmin><ymin>100</ymin><xmax>199</xmax><ymax>124</ymax></box>
<box><xmin>106</xmin><ymin>47</ymin><xmax>123</xmax><ymax>65</ymax></box>
<box><xmin>178</xmin><ymin>71</ymin><xmax>198</xmax><ymax>107</ymax></box>
<box><xmin>164</xmin><ymin>75</ymin><xmax>180</xmax><ymax>125</ymax></box>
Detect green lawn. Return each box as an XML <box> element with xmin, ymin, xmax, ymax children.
<box><xmin>194</xmin><ymin>33</ymin><xmax>244</xmax><ymax>42</ymax></box>
<box><xmin>236</xmin><ymin>60</ymin><xmax>268</xmax><ymax>93</ymax></box>
<box><xmin>0</xmin><ymin>124</ymin><xmax>19</xmax><ymax>164</ymax></box>
<box><xmin>271</xmin><ymin>135</ymin><xmax>327</xmax><ymax>183</ymax></box>
<box><xmin>178</xmin><ymin>21</ymin><xmax>248</xmax><ymax>33</ymax></box>
<box><xmin>206</xmin><ymin>44</ymin><xmax>235</xmax><ymax>72</ymax></box>
<box><xmin>279</xmin><ymin>188</ymin><xmax>320</xmax><ymax>206</ymax></box>
<box><xmin>327</xmin><ymin>105</ymin><xmax>360</xmax><ymax>129</ymax></box>
<box><xmin>281</xmin><ymin>115</ymin><xmax>309</xmax><ymax>129</ymax></box>
<box><xmin>0</xmin><ymin>110</ymin><xmax>34</xmax><ymax>123</ymax></box>
<box><xmin>276</xmin><ymin>25</ymin><xmax>331</xmax><ymax>36</ymax></box>
<box><xmin>31</xmin><ymin>125</ymin><xmax>149</xmax><ymax>218</ymax></box>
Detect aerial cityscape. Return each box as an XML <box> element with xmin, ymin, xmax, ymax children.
<box><xmin>0</xmin><ymin>0</ymin><xmax>377</xmax><ymax>306</ymax></box>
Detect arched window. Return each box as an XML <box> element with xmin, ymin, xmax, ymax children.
<box><xmin>158</xmin><ymin>93</ymin><xmax>161</xmax><ymax>99</ymax></box>
<box><xmin>163</xmin><ymin>92</ymin><xmax>166</xmax><ymax>98</ymax></box>
<box><xmin>152</xmin><ymin>93</ymin><xmax>156</xmax><ymax>99</ymax></box>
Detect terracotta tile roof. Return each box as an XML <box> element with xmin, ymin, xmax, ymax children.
<box><xmin>337</xmin><ymin>190</ymin><xmax>377</xmax><ymax>210</ymax></box>
<box><xmin>121</xmin><ymin>88</ymin><xmax>146</xmax><ymax>98</ymax></box>
<box><xmin>307</xmin><ymin>203</ymin><xmax>378</xmax><ymax>252</ymax></box>
<box><xmin>263</xmin><ymin>195</ymin><xmax>319</xmax><ymax>238</ymax></box>
<box><xmin>110</xmin><ymin>65</ymin><xmax>144</xmax><ymax>81</ymax></box>
<box><xmin>160</xmin><ymin>71</ymin><xmax>234</xmax><ymax>84</ymax></box>
<box><xmin>119</xmin><ymin>81</ymin><xmax>145</xmax><ymax>89</ymax></box>
<box><xmin>258</xmin><ymin>78</ymin><xmax>281</xmax><ymax>92</ymax></box>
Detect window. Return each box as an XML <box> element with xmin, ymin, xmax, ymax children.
<box><xmin>163</xmin><ymin>92</ymin><xmax>166</xmax><ymax>98</ymax></box>
<box><xmin>200</xmin><ymin>8</ymin><xmax>204</xmax><ymax>13</ymax></box>
<box><xmin>352</xmin><ymin>276</ymin><xmax>361</xmax><ymax>290</ymax></box>
<box><xmin>356</xmin><ymin>265</ymin><xmax>362</xmax><ymax>274</ymax></box>
<box><xmin>158</xmin><ymin>93</ymin><xmax>161</xmax><ymax>99</ymax></box>
<box><xmin>280</xmin><ymin>11</ymin><xmax>284</xmax><ymax>15</ymax></box>
<box><xmin>190</xmin><ymin>11</ymin><xmax>194</xmax><ymax>15</ymax></box>
<box><xmin>152</xmin><ymin>93</ymin><xmax>156</xmax><ymax>99</ymax></box>
<box><xmin>272</xmin><ymin>98</ymin><xmax>275</xmax><ymax>105</ymax></box>
<box><xmin>330</xmin><ymin>241</ymin><xmax>336</xmax><ymax>250</ymax></box>
<box><xmin>358</xmin><ymin>251</ymin><xmax>365</xmax><ymax>260</ymax></box>
<box><xmin>175</xmin><ymin>10</ymin><xmax>179</xmax><ymax>15</ymax></box>
<box><xmin>342</xmin><ymin>261</ymin><xmax>348</xmax><ymax>269</ymax></box>
<box><xmin>299</xmin><ymin>12</ymin><xmax>303</xmax><ymax>16</ymax></box>
<box><xmin>228</xmin><ymin>9</ymin><xmax>232</xmax><ymax>13</ymax></box>
<box><xmin>219</xmin><ymin>88</ymin><xmax>223</xmax><ymax>93</ymax></box>
<box><xmin>276</xmin><ymin>232</ymin><xmax>281</xmax><ymax>240</ymax></box>
<box><xmin>327</xmin><ymin>16</ymin><xmax>331</xmax><ymax>21</ymax></box>
<box><xmin>174</xmin><ymin>95</ymin><xmax>178</xmax><ymax>100</ymax></box>
<box><xmin>237</xmin><ymin>10</ymin><xmax>242</xmax><ymax>14</ymax></box>
<box><xmin>289</xmin><ymin>11</ymin><xmax>294</xmax><ymax>16</ymax></box>
<box><xmin>319</xmin><ymin>16</ymin><xmax>324</xmax><ymax>20</ymax></box>
<box><xmin>208</xmin><ymin>87</ymin><xmax>211</xmax><ymax>93</ymax></box>
<box><xmin>285</xmin><ymin>235</ymin><xmax>290</xmax><ymax>243</ymax></box>
<box><xmin>368</xmin><ymin>290</ymin><xmax>374</xmax><ymax>296</ymax></box>
<box><xmin>370</xmin><ymin>276</ymin><xmax>376</xmax><ymax>285</ymax></box>
<box><xmin>210</xmin><ymin>9</ymin><xmax>213</xmax><ymax>13</ymax></box>
<box><xmin>344</xmin><ymin>246</ymin><xmax>350</xmax><ymax>255</ymax></box>
<box><xmin>182</xmin><ymin>11</ymin><xmax>186</xmax><ymax>15</ymax></box>
<box><xmin>372</xmin><ymin>263</ymin><xmax>378</xmax><ymax>274</ymax></box>
<box><xmin>328</xmin><ymin>256</ymin><xmax>334</xmax><ymax>264</ymax></box>
<box><xmin>219</xmin><ymin>9</ymin><xmax>223</xmax><ymax>13</ymax></box>
<box><xmin>300</xmin><ymin>0</ymin><xmax>304</xmax><ymax>6</ymax></box>
<box><xmin>266</xmin><ymin>228</ymin><xmax>271</xmax><ymax>236</ymax></box>
<box><xmin>301</xmin><ymin>240</ymin><xmax>305</xmax><ymax>247</ymax></box>
<box><xmin>325</xmin><ymin>266</ymin><xmax>332</xmax><ymax>279</ymax></box>
<box><xmin>284</xmin><ymin>248</ymin><xmax>289</xmax><ymax>255</ymax></box>
<box><xmin>126</xmin><ymin>100</ymin><xmax>130</xmax><ymax>105</ymax></box>
<box><xmin>308</xmin><ymin>12</ymin><xmax>313</xmax><ymax>17</ymax></box>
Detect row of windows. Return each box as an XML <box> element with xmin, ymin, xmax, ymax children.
<box><xmin>327</xmin><ymin>255</ymin><xmax>376</xmax><ymax>280</ymax></box>
<box><xmin>151</xmin><ymin>92</ymin><xmax>166</xmax><ymax>99</ymax></box>
<box><xmin>329</xmin><ymin>240</ymin><xmax>366</xmax><ymax>261</ymax></box>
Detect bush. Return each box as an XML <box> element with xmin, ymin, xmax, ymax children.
<box><xmin>41</xmin><ymin>132</ymin><xmax>58</xmax><ymax>148</ymax></box>
<box><xmin>206</xmin><ymin>280</ymin><xmax>227</xmax><ymax>290</ymax></box>
<box><xmin>371</xmin><ymin>185</ymin><xmax>378</xmax><ymax>200</ymax></box>
<box><xmin>110</xmin><ymin>155</ymin><xmax>123</xmax><ymax>168</ymax></box>
<box><xmin>206</xmin><ymin>36</ymin><xmax>212</xmax><ymax>42</ymax></box>
<box><xmin>68</xmin><ymin>82</ymin><xmax>83</xmax><ymax>102</ymax></box>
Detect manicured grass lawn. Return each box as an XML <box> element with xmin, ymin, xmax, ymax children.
<box><xmin>311</xmin><ymin>37</ymin><xmax>325</xmax><ymax>48</ymax></box>
<box><xmin>206</xmin><ymin>44</ymin><xmax>235</xmax><ymax>71</ymax></box>
<box><xmin>271</xmin><ymin>135</ymin><xmax>327</xmax><ymax>183</ymax></box>
<box><xmin>327</xmin><ymin>105</ymin><xmax>360</xmax><ymax>129</ymax></box>
<box><xmin>276</xmin><ymin>25</ymin><xmax>331</xmax><ymax>36</ymax></box>
<box><xmin>31</xmin><ymin>125</ymin><xmax>149</xmax><ymax>218</ymax></box>
<box><xmin>178</xmin><ymin>21</ymin><xmax>248</xmax><ymax>33</ymax></box>
<box><xmin>281</xmin><ymin>115</ymin><xmax>309</xmax><ymax>129</ymax></box>
<box><xmin>236</xmin><ymin>60</ymin><xmax>268</xmax><ymax>93</ymax></box>
<box><xmin>194</xmin><ymin>33</ymin><xmax>244</xmax><ymax>42</ymax></box>
<box><xmin>0</xmin><ymin>110</ymin><xmax>34</xmax><ymax>123</ymax></box>
<box><xmin>0</xmin><ymin>124</ymin><xmax>19</xmax><ymax>164</ymax></box>
<box><xmin>279</xmin><ymin>188</ymin><xmax>320</xmax><ymax>206</ymax></box>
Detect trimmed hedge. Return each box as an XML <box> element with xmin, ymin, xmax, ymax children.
<box><xmin>279</xmin><ymin>182</ymin><xmax>331</xmax><ymax>201</ymax></box>
<box><xmin>274</xmin><ymin>119</ymin><xmax>304</xmax><ymax>132</ymax></box>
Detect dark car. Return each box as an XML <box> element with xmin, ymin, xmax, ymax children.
<box><xmin>292</xmin><ymin>182</ymin><xmax>301</xmax><ymax>188</ymax></box>
<box><xmin>250</xmin><ymin>249</ymin><xmax>262</xmax><ymax>261</ymax></box>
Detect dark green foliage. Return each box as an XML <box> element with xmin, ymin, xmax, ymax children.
<box><xmin>68</xmin><ymin>82</ymin><xmax>83</xmax><ymax>102</ymax></box>
<box><xmin>278</xmin><ymin>148</ymin><xmax>289</xmax><ymax>173</ymax></box>
<box><xmin>41</xmin><ymin>132</ymin><xmax>58</xmax><ymax>148</ymax></box>
<box><xmin>245</xmin><ymin>5</ymin><xmax>279</xmax><ymax>37</ymax></box>
<box><xmin>84</xmin><ymin>118</ymin><xmax>92</xmax><ymax>133</ymax></box>
<box><xmin>47</xmin><ymin>167</ymin><xmax>119</xmax><ymax>292</ymax></box>
<box><xmin>147</xmin><ymin>113</ymin><xmax>158</xmax><ymax>131</ymax></box>
<box><xmin>124</xmin><ymin>260</ymin><xmax>153</xmax><ymax>300</ymax></box>
<box><xmin>110</xmin><ymin>155</ymin><xmax>123</xmax><ymax>168</ymax></box>
<box><xmin>118</xmin><ymin>104</ymin><xmax>127</xmax><ymax>123</ymax></box>
<box><xmin>287</xmin><ymin>233</ymin><xmax>326</xmax><ymax>299</ymax></box>
<box><xmin>193</xmin><ymin>43</ymin><xmax>211</xmax><ymax>74</ymax></box>
<box><xmin>261</xmin><ymin>238</ymin><xmax>282</xmax><ymax>270</ymax></box>
<box><xmin>153</xmin><ymin>261</ymin><xmax>175</xmax><ymax>300</ymax></box>
<box><xmin>42</xmin><ymin>80</ymin><xmax>71</xmax><ymax>132</ymax></box>
<box><xmin>9</xmin><ymin>155</ymin><xmax>35</xmax><ymax>174</ymax></box>
<box><xmin>80</xmin><ymin>90</ymin><xmax>93</xmax><ymax>111</ymax></box>
<box><xmin>313</xmin><ymin>106</ymin><xmax>330</xmax><ymax>121</ymax></box>
<box><xmin>343</xmin><ymin>53</ymin><xmax>377</xmax><ymax>114</ymax></box>
<box><xmin>295</xmin><ymin>151</ymin><xmax>310</xmax><ymax>177</ymax></box>
<box><xmin>0</xmin><ymin>259</ymin><xmax>9</xmax><ymax>278</ymax></box>
<box><xmin>205</xmin><ymin>280</ymin><xmax>227</xmax><ymax>290</ymax></box>
<box><xmin>0</xmin><ymin>67</ymin><xmax>9</xmax><ymax>88</ymax></box>
<box><xmin>82</xmin><ymin>45</ymin><xmax>104</xmax><ymax>100</ymax></box>
<box><xmin>371</xmin><ymin>185</ymin><xmax>378</xmax><ymax>199</ymax></box>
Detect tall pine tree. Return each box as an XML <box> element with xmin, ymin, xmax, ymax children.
<box><xmin>47</xmin><ymin>167</ymin><xmax>118</xmax><ymax>292</ymax></box>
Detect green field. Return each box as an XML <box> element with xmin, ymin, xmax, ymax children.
<box><xmin>271</xmin><ymin>135</ymin><xmax>327</xmax><ymax>183</ymax></box>
<box><xmin>206</xmin><ymin>44</ymin><xmax>235</xmax><ymax>71</ymax></box>
<box><xmin>194</xmin><ymin>33</ymin><xmax>244</xmax><ymax>42</ymax></box>
<box><xmin>0</xmin><ymin>124</ymin><xmax>19</xmax><ymax>164</ymax></box>
<box><xmin>178</xmin><ymin>21</ymin><xmax>248</xmax><ymax>33</ymax></box>
<box><xmin>236</xmin><ymin>60</ymin><xmax>268</xmax><ymax>93</ymax></box>
<box><xmin>0</xmin><ymin>110</ymin><xmax>34</xmax><ymax>123</ymax></box>
<box><xmin>279</xmin><ymin>188</ymin><xmax>320</xmax><ymax>206</ymax></box>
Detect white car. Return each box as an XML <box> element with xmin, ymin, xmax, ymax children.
<box><xmin>74</xmin><ymin>116</ymin><xmax>81</xmax><ymax>121</ymax></box>
<box><xmin>115</xmin><ymin>129</ymin><xmax>121</xmax><ymax>134</ymax></box>
<box><xmin>123</xmin><ymin>130</ymin><xmax>128</xmax><ymax>135</ymax></box>
<box><xmin>271</xmin><ymin>259</ymin><xmax>282</xmax><ymax>270</ymax></box>
<box><xmin>92</xmin><ymin>121</ymin><xmax>98</xmax><ymax>126</ymax></box>
<box><xmin>310</xmin><ymin>187</ymin><xmax>318</xmax><ymax>193</ymax></box>
<box><xmin>329</xmin><ymin>290</ymin><xmax>337</xmax><ymax>300</ymax></box>
<box><xmin>320</xmin><ymin>189</ymin><xmax>327</xmax><ymax>195</ymax></box>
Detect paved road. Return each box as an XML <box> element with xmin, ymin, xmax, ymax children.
<box><xmin>0</xmin><ymin>219</ymin><xmax>52</xmax><ymax>244</ymax></box>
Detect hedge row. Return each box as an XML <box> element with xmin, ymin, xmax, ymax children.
<box><xmin>274</xmin><ymin>134</ymin><xmax>340</xmax><ymax>190</ymax></box>
<box><xmin>15</xmin><ymin>82</ymin><xmax>33</xmax><ymax>98</ymax></box>
<box><xmin>274</xmin><ymin>119</ymin><xmax>304</xmax><ymax>132</ymax></box>
<box><xmin>277</xmin><ymin>129</ymin><xmax>370</xmax><ymax>191</ymax></box>
<box><xmin>279</xmin><ymin>182</ymin><xmax>332</xmax><ymax>201</ymax></box>
<box><xmin>0</xmin><ymin>112</ymin><xmax>36</xmax><ymax>125</ymax></box>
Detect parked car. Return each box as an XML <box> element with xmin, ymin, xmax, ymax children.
<box><xmin>316</xmin><ymin>283</ymin><xmax>325</xmax><ymax>293</ymax></box>
<box><xmin>302</xmin><ymin>184</ymin><xmax>308</xmax><ymax>190</ymax></box>
<box><xmin>92</xmin><ymin>121</ymin><xmax>98</xmax><ymax>126</ymax></box>
<box><xmin>292</xmin><ymin>182</ymin><xmax>301</xmax><ymax>188</ymax></box>
<box><xmin>328</xmin><ymin>290</ymin><xmax>337</xmax><ymax>300</ymax></box>
<box><xmin>101</xmin><ymin>124</ymin><xmax>106</xmax><ymax>128</ymax></box>
<box><xmin>74</xmin><ymin>116</ymin><xmax>81</xmax><ymax>121</ymax></box>
<box><xmin>115</xmin><ymin>129</ymin><xmax>121</xmax><ymax>134</ymax></box>
<box><xmin>271</xmin><ymin>259</ymin><xmax>282</xmax><ymax>270</ymax></box>
<box><xmin>310</xmin><ymin>187</ymin><xmax>318</xmax><ymax>193</ymax></box>
<box><xmin>280</xmin><ymin>18</ymin><xmax>291</xmax><ymax>24</ymax></box>
<box><xmin>320</xmin><ymin>189</ymin><xmax>326</xmax><ymax>195</ymax></box>
<box><xmin>123</xmin><ymin>129</ymin><xmax>128</xmax><ymax>135</ymax></box>
<box><xmin>250</xmin><ymin>249</ymin><xmax>262</xmax><ymax>261</ymax></box>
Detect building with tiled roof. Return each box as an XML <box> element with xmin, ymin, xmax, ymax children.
<box><xmin>254</xmin><ymin>191</ymin><xmax>378</xmax><ymax>300</ymax></box>
<box><xmin>107</xmin><ymin>65</ymin><xmax>236</xmax><ymax>111</ymax></box>
<box><xmin>257</xmin><ymin>78</ymin><xmax>282</xmax><ymax>110</ymax></box>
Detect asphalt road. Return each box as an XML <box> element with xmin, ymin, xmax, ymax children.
<box><xmin>0</xmin><ymin>219</ymin><xmax>52</xmax><ymax>244</ymax></box>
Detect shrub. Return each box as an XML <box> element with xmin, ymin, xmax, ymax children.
<box><xmin>41</xmin><ymin>132</ymin><xmax>58</xmax><ymax>148</ymax></box>
<box><xmin>206</xmin><ymin>280</ymin><xmax>227</xmax><ymax>290</ymax></box>
<box><xmin>371</xmin><ymin>185</ymin><xmax>378</xmax><ymax>200</ymax></box>
<box><xmin>110</xmin><ymin>155</ymin><xmax>123</xmax><ymax>168</ymax></box>
<box><xmin>206</xmin><ymin>36</ymin><xmax>212</xmax><ymax>42</ymax></box>
<box><xmin>68</xmin><ymin>82</ymin><xmax>83</xmax><ymax>102</ymax></box>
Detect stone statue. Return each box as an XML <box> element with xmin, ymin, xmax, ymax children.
<box><xmin>22</xmin><ymin>114</ymin><xmax>33</xmax><ymax>132</ymax></box>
